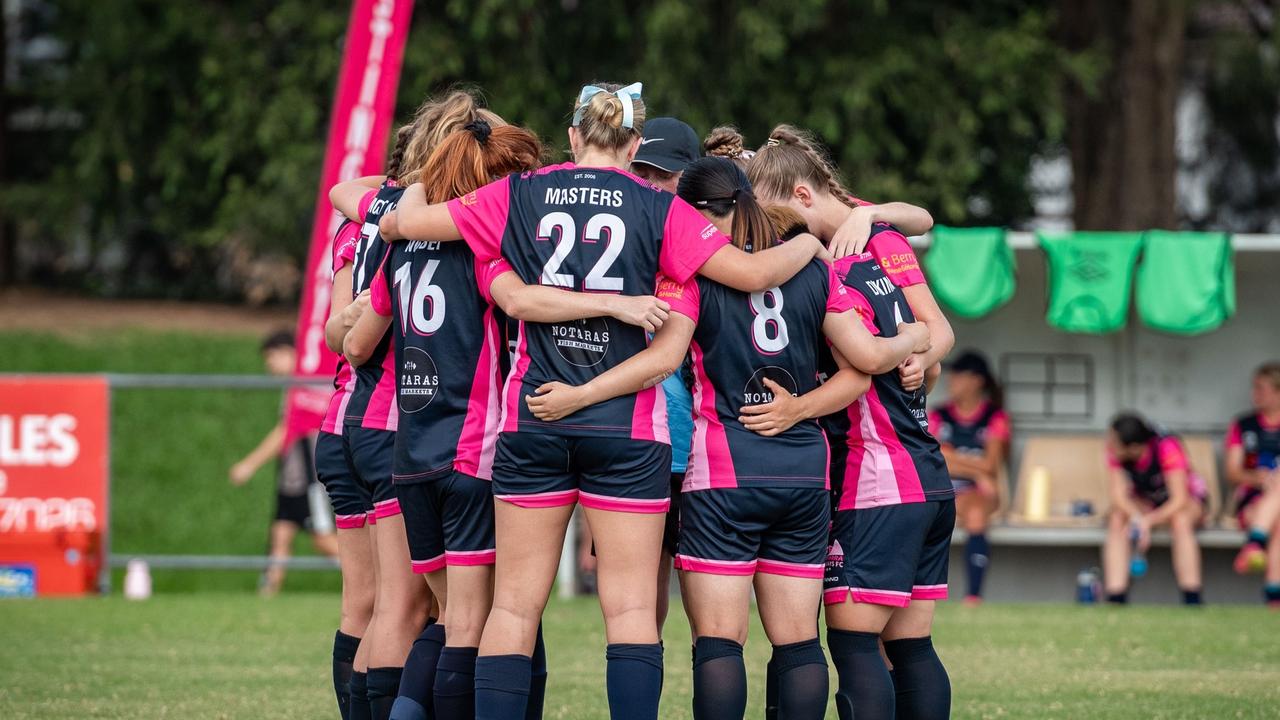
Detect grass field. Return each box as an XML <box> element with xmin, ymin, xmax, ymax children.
<box><xmin>2</xmin><ymin>595</ymin><xmax>1278</xmax><ymax>719</ymax></box>
<box><xmin>0</xmin><ymin>329</ymin><xmax>338</xmax><ymax>593</ymax></box>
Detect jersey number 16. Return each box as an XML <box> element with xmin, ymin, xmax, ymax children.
<box><xmin>393</xmin><ymin>260</ymin><xmax>446</xmax><ymax>336</ymax></box>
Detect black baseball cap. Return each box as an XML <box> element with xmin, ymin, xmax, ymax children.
<box><xmin>633</xmin><ymin>117</ymin><xmax>700</xmax><ymax>173</ymax></box>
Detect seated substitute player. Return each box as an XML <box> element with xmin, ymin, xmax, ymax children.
<box><xmin>928</xmin><ymin>351</ymin><xmax>1010</xmax><ymax>605</ymax></box>
<box><xmin>749</xmin><ymin>125</ymin><xmax>956</xmax><ymax>720</ymax></box>
<box><xmin>343</xmin><ymin>119</ymin><xmax>672</xmax><ymax>720</ymax></box>
<box><xmin>228</xmin><ymin>329</ymin><xmax>337</xmax><ymax>598</ymax></box>
<box><xmin>1103</xmin><ymin>412</ymin><xmax>1207</xmax><ymax>605</ymax></box>
<box><xmin>1225</xmin><ymin>362</ymin><xmax>1280</xmax><ymax>606</ymax></box>
<box><xmin>525</xmin><ymin>158</ymin><xmax>931</xmax><ymax>720</ymax></box>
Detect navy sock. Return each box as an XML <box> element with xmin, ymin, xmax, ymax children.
<box><xmin>764</xmin><ymin>654</ymin><xmax>780</xmax><ymax>720</ymax></box>
<box><xmin>692</xmin><ymin>637</ymin><xmax>746</xmax><ymax>720</ymax></box>
<box><xmin>1106</xmin><ymin>592</ymin><xmax>1128</xmax><ymax>605</ymax></box>
<box><xmin>350</xmin><ymin>671</ymin><xmax>371</xmax><ymax>720</ymax></box>
<box><xmin>1182</xmin><ymin>588</ymin><xmax>1203</xmax><ymax>606</ymax></box>
<box><xmin>1265</xmin><ymin>583</ymin><xmax>1280</xmax><ymax>604</ymax></box>
<box><xmin>390</xmin><ymin>623</ymin><xmax>445</xmax><ymax>720</ymax></box>
<box><xmin>884</xmin><ymin>637</ymin><xmax>950</xmax><ymax>720</ymax></box>
<box><xmin>475</xmin><ymin>654</ymin><xmax>532</xmax><ymax>720</ymax></box>
<box><xmin>965</xmin><ymin>533</ymin><xmax>991</xmax><ymax>598</ymax></box>
<box><xmin>433</xmin><ymin>647</ymin><xmax>479</xmax><ymax>720</ymax></box>
<box><xmin>1247</xmin><ymin>528</ymin><xmax>1269</xmax><ymax>546</ymax></box>
<box><xmin>333</xmin><ymin>631</ymin><xmax>360</xmax><ymax>720</ymax></box>
<box><xmin>367</xmin><ymin>667</ymin><xmax>402</xmax><ymax>720</ymax></box>
<box><xmin>526</xmin><ymin>624</ymin><xmax>547</xmax><ymax>720</ymax></box>
<box><xmin>771</xmin><ymin>638</ymin><xmax>829</xmax><ymax>720</ymax></box>
<box><xmin>606</xmin><ymin>642</ymin><xmax>664</xmax><ymax>720</ymax></box>
<box><xmin>827</xmin><ymin>629</ymin><xmax>893</xmax><ymax>720</ymax></box>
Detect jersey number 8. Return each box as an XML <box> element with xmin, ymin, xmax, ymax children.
<box><xmin>750</xmin><ymin>288</ymin><xmax>789</xmax><ymax>354</ymax></box>
<box><xmin>393</xmin><ymin>260</ymin><xmax>446</xmax><ymax>335</ymax></box>
<box><xmin>538</xmin><ymin>212</ymin><xmax>626</xmax><ymax>291</ymax></box>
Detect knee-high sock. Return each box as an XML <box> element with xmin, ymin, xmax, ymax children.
<box><xmin>965</xmin><ymin>533</ymin><xmax>990</xmax><ymax>598</ymax></box>
<box><xmin>475</xmin><ymin>654</ymin><xmax>532</xmax><ymax>720</ymax></box>
<box><xmin>390</xmin><ymin>623</ymin><xmax>445</xmax><ymax>720</ymax></box>
<box><xmin>366</xmin><ymin>667</ymin><xmax>402</xmax><ymax>720</ymax></box>
<box><xmin>827</xmin><ymin>629</ymin><xmax>893</xmax><ymax>720</ymax></box>
<box><xmin>525</xmin><ymin>624</ymin><xmax>547</xmax><ymax>720</ymax></box>
<box><xmin>349</xmin><ymin>671</ymin><xmax>371</xmax><ymax>720</ymax></box>
<box><xmin>692</xmin><ymin>637</ymin><xmax>746</xmax><ymax>720</ymax></box>
<box><xmin>764</xmin><ymin>654</ymin><xmax>780</xmax><ymax>720</ymax></box>
<box><xmin>433</xmin><ymin>647</ymin><xmax>479</xmax><ymax>720</ymax></box>
<box><xmin>333</xmin><ymin>631</ymin><xmax>361</xmax><ymax>720</ymax></box>
<box><xmin>883</xmin><ymin>636</ymin><xmax>950</xmax><ymax>720</ymax></box>
<box><xmin>606</xmin><ymin>642</ymin><xmax>664</xmax><ymax>720</ymax></box>
<box><xmin>770</xmin><ymin>639</ymin><xmax>829</xmax><ymax>720</ymax></box>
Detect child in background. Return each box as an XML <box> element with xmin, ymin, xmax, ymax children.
<box><xmin>228</xmin><ymin>330</ymin><xmax>337</xmax><ymax>597</ymax></box>
<box><xmin>1225</xmin><ymin>362</ymin><xmax>1280</xmax><ymax>606</ymax></box>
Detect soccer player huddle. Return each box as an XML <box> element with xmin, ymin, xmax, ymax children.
<box><xmin>316</xmin><ymin>81</ymin><xmax>956</xmax><ymax>720</ymax></box>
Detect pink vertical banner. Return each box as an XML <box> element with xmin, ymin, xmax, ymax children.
<box><xmin>284</xmin><ymin>0</ymin><xmax>414</xmax><ymax>450</ymax></box>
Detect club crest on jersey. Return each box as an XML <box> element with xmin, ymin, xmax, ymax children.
<box><xmin>742</xmin><ymin>366</ymin><xmax>798</xmax><ymax>406</ymax></box>
<box><xmin>461</xmin><ymin>191</ymin><xmax>478</xmax><ymax>206</ymax></box>
<box><xmin>550</xmin><ymin>318</ymin><xmax>611</xmax><ymax>368</ymax></box>
<box><xmin>399</xmin><ymin>347</ymin><xmax>441</xmax><ymax>413</ymax></box>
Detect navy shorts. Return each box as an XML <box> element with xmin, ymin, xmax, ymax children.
<box><xmin>824</xmin><ymin>500</ymin><xmax>955</xmax><ymax>607</ymax></box>
<box><xmin>663</xmin><ymin>473</ymin><xmax>685</xmax><ymax>557</ymax></box>
<box><xmin>491</xmin><ymin>432</ymin><xmax>672</xmax><ymax>513</ymax></box>
<box><xmin>315</xmin><ymin>431</ymin><xmax>368</xmax><ymax>528</ymax></box>
<box><xmin>344</xmin><ymin>426</ymin><xmax>399</xmax><ymax>523</ymax></box>
<box><xmin>676</xmin><ymin>487</ymin><xmax>830</xmax><ymax>579</ymax></box>
<box><xmin>397</xmin><ymin>472</ymin><xmax>496</xmax><ymax>574</ymax></box>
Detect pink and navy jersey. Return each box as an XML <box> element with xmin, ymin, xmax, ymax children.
<box><xmin>1107</xmin><ymin>433</ymin><xmax>1207</xmax><ymax>505</ymax></box>
<box><xmin>1226</xmin><ymin>412</ymin><xmax>1280</xmax><ymax>509</ymax></box>
<box><xmin>322</xmin><ymin>219</ymin><xmax>362</xmax><ymax>435</ymax></box>
<box><xmin>344</xmin><ymin>183</ymin><xmax>403</xmax><ymax>432</ymax></box>
<box><xmin>927</xmin><ymin>402</ymin><xmax>1011</xmax><ymax>482</ymax></box>
<box><xmin>446</xmin><ymin>163</ymin><xmax>728</xmax><ymax>439</ymax></box>
<box><xmin>369</xmin><ymin>240</ymin><xmax>512</xmax><ymax>482</ymax></box>
<box><xmin>659</xmin><ymin>258</ymin><xmax>856</xmax><ymax>491</ymax></box>
<box><xmin>823</xmin><ymin>227</ymin><xmax>950</xmax><ymax>510</ymax></box>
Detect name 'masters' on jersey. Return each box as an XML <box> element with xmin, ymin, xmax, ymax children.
<box><xmin>369</xmin><ymin>240</ymin><xmax>511</xmax><ymax>482</ymax></box>
<box><xmin>446</xmin><ymin>163</ymin><xmax>729</xmax><ymax>439</ymax></box>
<box><xmin>323</xmin><ymin>219</ymin><xmax>362</xmax><ymax>435</ymax></box>
<box><xmin>659</xmin><ymin>258</ymin><xmax>857</xmax><ymax>491</ymax></box>
<box><xmin>822</xmin><ymin>226</ymin><xmax>951</xmax><ymax>510</ymax></box>
<box><xmin>344</xmin><ymin>182</ymin><xmax>404</xmax><ymax>432</ymax></box>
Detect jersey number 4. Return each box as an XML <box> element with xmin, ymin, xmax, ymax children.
<box><xmin>538</xmin><ymin>212</ymin><xmax>626</xmax><ymax>291</ymax></box>
<box><xmin>393</xmin><ymin>260</ymin><xmax>445</xmax><ymax>335</ymax></box>
<box><xmin>750</xmin><ymin>288</ymin><xmax>789</xmax><ymax>354</ymax></box>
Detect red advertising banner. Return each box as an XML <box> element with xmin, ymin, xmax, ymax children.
<box><xmin>0</xmin><ymin>376</ymin><xmax>109</xmax><ymax>596</ymax></box>
<box><xmin>284</xmin><ymin>0</ymin><xmax>414</xmax><ymax>450</ymax></box>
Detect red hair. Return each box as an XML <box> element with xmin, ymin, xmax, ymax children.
<box><xmin>419</xmin><ymin>122</ymin><xmax>543</xmax><ymax>203</ymax></box>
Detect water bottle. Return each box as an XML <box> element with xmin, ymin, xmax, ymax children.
<box><xmin>1129</xmin><ymin>525</ymin><xmax>1148</xmax><ymax>579</ymax></box>
<box><xmin>124</xmin><ymin>558</ymin><xmax>152</xmax><ymax>600</ymax></box>
<box><xmin>1076</xmin><ymin>567</ymin><xmax>1100</xmax><ymax>604</ymax></box>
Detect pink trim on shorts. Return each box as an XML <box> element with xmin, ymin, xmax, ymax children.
<box><xmin>335</xmin><ymin>514</ymin><xmax>367</xmax><ymax>530</ymax></box>
<box><xmin>367</xmin><ymin>511</ymin><xmax>378</xmax><ymax>526</ymax></box>
<box><xmin>374</xmin><ymin>498</ymin><xmax>402</xmax><ymax>519</ymax></box>
<box><xmin>578</xmin><ymin>491</ymin><xmax>670</xmax><ymax>514</ymax></box>
<box><xmin>412</xmin><ymin>554</ymin><xmax>446</xmax><ymax>574</ymax></box>
<box><xmin>496</xmin><ymin>489</ymin><xmax>580</xmax><ymax>509</ymax></box>
<box><xmin>823</xmin><ymin>586</ymin><xmax>912</xmax><ymax>608</ymax></box>
<box><xmin>675</xmin><ymin>555</ymin><xmax>757</xmax><ymax>576</ymax></box>
<box><xmin>447</xmin><ymin>549</ymin><xmax>497</xmax><ymax>566</ymax></box>
<box><xmin>756</xmin><ymin>558</ymin><xmax>825</xmax><ymax>579</ymax></box>
<box><xmin>912</xmin><ymin>584</ymin><xmax>948</xmax><ymax>600</ymax></box>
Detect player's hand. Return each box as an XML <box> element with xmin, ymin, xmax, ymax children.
<box><xmin>899</xmin><ymin>353</ymin><xmax>926</xmax><ymax>392</ymax></box>
<box><xmin>828</xmin><ymin>204</ymin><xmax>875</xmax><ymax>259</ymax></box>
<box><xmin>379</xmin><ymin>210</ymin><xmax>403</xmax><ymax>241</ymax></box>
<box><xmin>739</xmin><ymin>378</ymin><xmax>805</xmax><ymax>437</ymax></box>
<box><xmin>1264</xmin><ymin>471</ymin><xmax>1280</xmax><ymax>491</ymax></box>
<box><xmin>898</xmin><ymin>322</ymin><xmax>931</xmax><ymax>353</ymax></box>
<box><xmin>1133</xmin><ymin>516</ymin><xmax>1153</xmax><ymax>553</ymax></box>
<box><xmin>342</xmin><ymin>291</ymin><xmax>370</xmax><ymax>328</ymax></box>
<box><xmin>229</xmin><ymin>461</ymin><xmax>254</xmax><ymax>486</ymax></box>
<box><xmin>526</xmin><ymin>382</ymin><xmax>590</xmax><ymax>422</ymax></box>
<box><xmin>610</xmin><ymin>295</ymin><xmax>670</xmax><ymax>333</ymax></box>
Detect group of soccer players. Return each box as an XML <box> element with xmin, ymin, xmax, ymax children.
<box><xmin>314</xmin><ymin>80</ymin><xmax>959</xmax><ymax>720</ymax></box>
